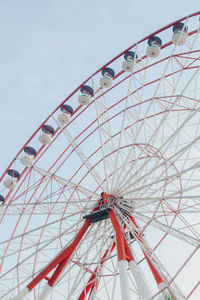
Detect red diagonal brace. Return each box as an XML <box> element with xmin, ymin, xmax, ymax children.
<box><xmin>129</xmin><ymin>215</ymin><xmax>177</xmax><ymax>299</ymax></box>
<box><xmin>129</xmin><ymin>215</ymin><xmax>163</xmax><ymax>284</ymax></box>
<box><xmin>27</xmin><ymin>218</ymin><xmax>91</xmax><ymax>291</ymax></box>
<box><xmin>78</xmin><ymin>243</ymin><xmax>115</xmax><ymax>300</ymax></box>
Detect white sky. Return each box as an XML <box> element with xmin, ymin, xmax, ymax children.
<box><xmin>0</xmin><ymin>0</ymin><xmax>200</xmax><ymax>173</ymax></box>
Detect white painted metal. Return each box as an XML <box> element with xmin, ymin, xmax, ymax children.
<box><xmin>129</xmin><ymin>260</ymin><xmax>151</xmax><ymax>300</ymax></box>
<box><xmin>38</xmin><ymin>283</ymin><xmax>52</xmax><ymax>300</ymax></box>
<box><xmin>67</xmin><ymin>223</ymin><xmax>104</xmax><ymax>299</ymax></box>
<box><xmin>12</xmin><ymin>286</ymin><xmax>30</xmax><ymax>300</ymax></box>
<box><xmin>119</xmin><ymin>92</ymin><xmax>200</xmax><ymax>196</ymax></box>
<box><xmin>158</xmin><ymin>282</ymin><xmax>169</xmax><ymax>296</ymax></box>
<box><xmin>1</xmin><ymin>16</ymin><xmax>200</xmax><ymax>300</ymax></box>
<box><xmin>92</xmin><ymin>78</ymin><xmax>117</xmax><ymax>192</ymax></box>
<box><xmin>133</xmin><ymin>210</ymin><xmax>200</xmax><ymax>247</ymax></box>
<box><xmin>113</xmin><ymin>30</ymin><xmax>196</xmax><ymax>193</ymax></box>
<box><xmin>137</xmin><ymin>238</ymin><xmax>186</xmax><ymax>299</ymax></box>
<box><xmin>33</xmin><ymin>165</ymin><xmax>99</xmax><ymax>198</ymax></box>
<box><xmin>110</xmin><ymin>47</ymin><xmax>138</xmax><ymax>192</ymax></box>
<box><xmin>0</xmin><ymin>217</ymin><xmax>89</xmax><ymax>296</ymax></box>
<box><xmin>118</xmin><ymin>260</ymin><xmax>131</xmax><ymax>300</ymax></box>
<box><xmin>56</xmin><ymin>125</ymin><xmax>104</xmax><ymax>189</ymax></box>
<box><xmin>114</xmin><ymin>207</ymin><xmax>186</xmax><ymax>299</ymax></box>
<box><xmin>172</xmin><ymin>21</ymin><xmax>188</xmax><ymax>46</ymax></box>
<box><xmin>122</xmin><ymin>154</ymin><xmax>200</xmax><ymax>196</ymax></box>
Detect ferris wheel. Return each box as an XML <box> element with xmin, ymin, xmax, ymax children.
<box><xmin>0</xmin><ymin>11</ymin><xmax>200</xmax><ymax>300</ymax></box>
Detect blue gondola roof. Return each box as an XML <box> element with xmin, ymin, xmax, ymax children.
<box><xmin>124</xmin><ymin>51</ymin><xmax>138</xmax><ymax>61</ymax></box>
<box><xmin>24</xmin><ymin>146</ymin><xmax>37</xmax><ymax>156</ymax></box>
<box><xmin>42</xmin><ymin>125</ymin><xmax>54</xmax><ymax>134</ymax></box>
<box><xmin>173</xmin><ymin>22</ymin><xmax>188</xmax><ymax>33</ymax></box>
<box><xmin>80</xmin><ymin>85</ymin><xmax>94</xmax><ymax>96</ymax></box>
<box><xmin>0</xmin><ymin>195</ymin><xmax>5</xmax><ymax>202</ymax></box>
<box><xmin>7</xmin><ymin>169</ymin><xmax>20</xmax><ymax>178</ymax></box>
<box><xmin>102</xmin><ymin>67</ymin><xmax>115</xmax><ymax>78</ymax></box>
<box><xmin>61</xmin><ymin>104</ymin><xmax>73</xmax><ymax>114</ymax></box>
<box><xmin>147</xmin><ymin>36</ymin><xmax>162</xmax><ymax>47</ymax></box>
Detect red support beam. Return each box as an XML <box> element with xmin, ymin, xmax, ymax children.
<box><xmin>127</xmin><ymin>214</ymin><xmax>177</xmax><ymax>299</ymax></box>
<box><xmin>109</xmin><ymin>209</ymin><xmax>127</xmax><ymax>261</ymax></box>
<box><xmin>78</xmin><ymin>243</ymin><xmax>115</xmax><ymax>300</ymax></box>
<box><xmin>78</xmin><ymin>272</ymin><xmax>96</xmax><ymax>300</ymax></box>
<box><xmin>129</xmin><ymin>215</ymin><xmax>163</xmax><ymax>284</ymax></box>
<box><xmin>27</xmin><ymin>218</ymin><xmax>91</xmax><ymax>291</ymax></box>
<box><xmin>144</xmin><ymin>254</ymin><xmax>163</xmax><ymax>285</ymax></box>
<box><xmin>102</xmin><ymin>193</ymin><xmax>134</xmax><ymax>262</ymax></box>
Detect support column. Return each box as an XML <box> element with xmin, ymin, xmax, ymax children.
<box><xmin>105</xmin><ymin>195</ymin><xmax>132</xmax><ymax>300</ymax></box>
<box><xmin>129</xmin><ymin>216</ymin><xmax>164</xmax><ymax>283</ymax></box>
<box><xmin>124</xmin><ymin>220</ymin><xmax>151</xmax><ymax>299</ymax></box>
<box><xmin>13</xmin><ymin>287</ymin><xmax>30</xmax><ymax>300</ymax></box>
<box><xmin>38</xmin><ymin>284</ymin><xmax>52</xmax><ymax>300</ymax></box>
<box><xmin>78</xmin><ymin>244</ymin><xmax>115</xmax><ymax>300</ymax></box>
<box><xmin>129</xmin><ymin>260</ymin><xmax>151</xmax><ymax>300</ymax></box>
<box><xmin>129</xmin><ymin>215</ymin><xmax>176</xmax><ymax>299</ymax></box>
<box><xmin>105</xmin><ymin>194</ymin><xmax>151</xmax><ymax>300</ymax></box>
<box><xmin>13</xmin><ymin>219</ymin><xmax>91</xmax><ymax>300</ymax></box>
<box><xmin>118</xmin><ymin>260</ymin><xmax>131</xmax><ymax>300</ymax></box>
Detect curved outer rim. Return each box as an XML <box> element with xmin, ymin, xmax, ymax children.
<box><xmin>1</xmin><ymin>10</ymin><xmax>200</xmax><ymax>184</ymax></box>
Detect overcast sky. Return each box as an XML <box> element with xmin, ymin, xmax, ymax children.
<box><xmin>0</xmin><ymin>0</ymin><xmax>200</xmax><ymax>173</ymax></box>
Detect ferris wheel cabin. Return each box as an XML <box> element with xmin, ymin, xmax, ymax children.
<box><xmin>172</xmin><ymin>22</ymin><xmax>188</xmax><ymax>45</ymax></box>
<box><xmin>58</xmin><ymin>104</ymin><xmax>73</xmax><ymax>125</ymax></box>
<box><xmin>100</xmin><ymin>67</ymin><xmax>115</xmax><ymax>88</ymax></box>
<box><xmin>146</xmin><ymin>36</ymin><xmax>162</xmax><ymax>58</ymax></box>
<box><xmin>20</xmin><ymin>146</ymin><xmax>37</xmax><ymax>167</ymax></box>
<box><xmin>78</xmin><ymin>85</ymin><xmax>94</xmax><ymax>105</ymax></box>
<box><xmin>38</xmin><ymin>125</ymin><xmax>54</xmax><ymax>145</ymax></box>
<box><xmin>122</xmin><ymin>51</ymin><xmax>138</xmax><ymax>72</ymax></box>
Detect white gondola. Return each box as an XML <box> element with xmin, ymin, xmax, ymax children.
<box><xmin>172</xmin><ymin>32</ymin><xmax>187</xmax><ymax>45</ymax></box>
<box><xmin>78</xmin><ymin>85</ymin><xmax>94</xmax><ymax>105</ymax></box>
<box><xmin>100</xmin><ymin>67</ymin><xmax>115</xmax><ymax>88</ymax></box>
<box><xmin>100</xmin><ymin>75</ymin><xmax>112</xmax><ymax>88</ymax></box>
<box><xmin>78</xmin><ymin>94</ymin><xmax>91</xmax><ymax>105</ymax></box>
<box><xmin>3</xmin><ymin>178</ymin><xmax>17</xmax><ymax>189</ymax></box>
<box><xmin>20</xmin><ymin>146</ymin><xmax>36</xmax><ymax>167</ymax></box>
<box><xmin>172</xmin><ymin>22</ymin><xmax>188</xmax><ymax>46</ymax></box>
<box><xmin>58</xmin><ymin>105</ymin><xmax>73</xmax><ymax>125</ymax></box>
<box><xmin>3</xmin><ymin>169</ymin><xmax>20</xmax><ymax>190</ymax></box>
<box><xmin>122</xmin><ymin>61</ymin><xmax>134</xmax><ymax>72</ymax></box>
<box><xmin>20</xmin><ymin>155</ymin><xmax>34</xmax><ymax>167</ymax></box>
<box><xmin>146</xmin><ymin>36</ymin><xmax>162</xmax><ymax>58</ymax></box>
<box><xmin>122</xmin><ymin>51</ymin><xmax>138</xmax><ymax>72</ymax></box>
<box><xmin>58</xmin><ymin>113</ymin><xmax>71</xmax><ymax>125</ymax></box>
<box><xmin>39</xmin><ymin>134</ymin><xmax>52</xmax><ymax>145</ymax></box>
<box><xmin>39</xmin><ymin>125</ymin><xmax>54</xmax><ymax>145</ymax></box>
<box><xmin>146</xmin><ymin>45</ymin><xmax>160</xmax><ymax>58</ymax></box>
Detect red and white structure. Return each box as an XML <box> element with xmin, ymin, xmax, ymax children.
<box><xmin>0</xmin><ymin>11</ymin><xmax>200</xmax><ymax>300</ymax></box>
